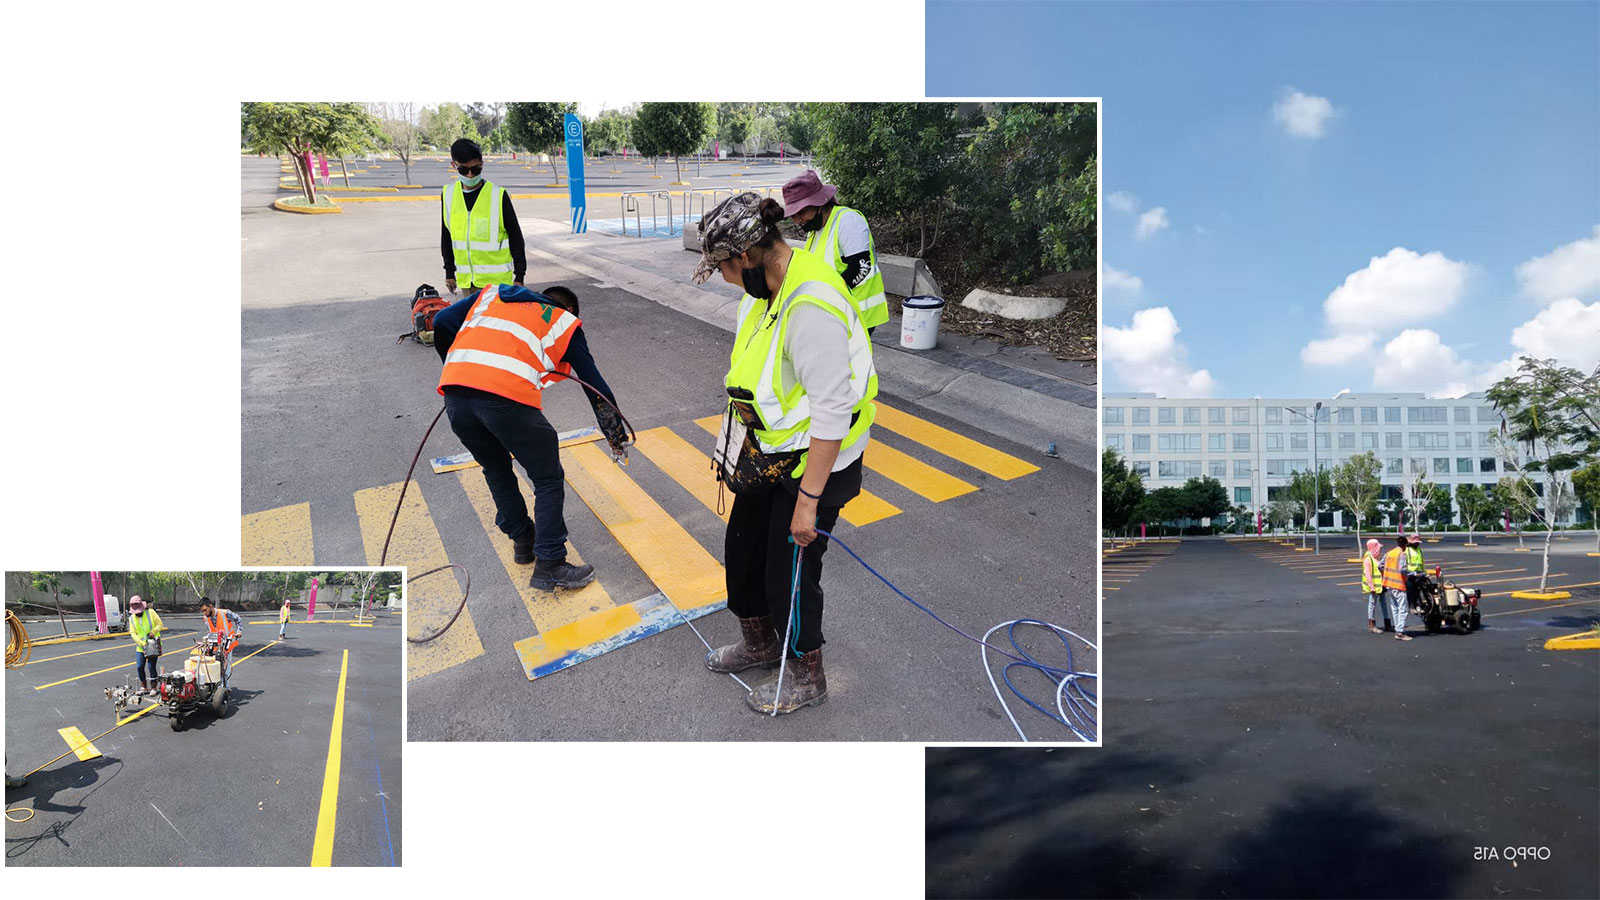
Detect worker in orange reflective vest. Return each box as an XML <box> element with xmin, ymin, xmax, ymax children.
<box><xmin>1380</xmin><ymin>538</ymin><xmax>1412</xmax><ymax>641</ymax></box>
<box><xmin>432</xmin><ymin>283</ymin><xmax>630</xmax><ymax>591</ymax></box>
<box><xmin>198</xmin><ymin>598</ymin><xmax>242</xmax><ymax>685</ymax></box>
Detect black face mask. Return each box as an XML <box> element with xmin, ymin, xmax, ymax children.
<box><xmin>798</xmin><ymin>212</ymin><xmax>827</xmax><ymax>233</ymax></box>
<box><xmin>742</xmin><ymin>263</ymin><xmax>773</xmax><ymax>300</ymax></box>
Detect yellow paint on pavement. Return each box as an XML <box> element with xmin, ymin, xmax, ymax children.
<box><xmin>311</xmin><ymin>649</ymin><xmax>348</xmax><ymax>867</ymax></box>
<box><xmin>563</xmin><ymin>441</ymin><xmax>726</xmax><ymax>612</ymax></box>
<box><xmin>872</xmin><ymin>403</ymin><xmax>1040</xmax><ymax>479</ymax></box>
<box><xmin>690</xmin><ymin>417</ymin><xmax>901</xmax><ymax>526</ymax></box>
<box><xmin>861</xmin><ymin>441</ymin><xmax>976</xmax><ymax>502</ymax></box>
<box><xmin>633</xmin><ymin>426</ymin><xmax>731</xmax><ymax>523</ymax></box>
<box><xmin>1483</xmin><ymin>596</ymin><xmax>1600</xmax><ymax>616</ymax></box>
<box><xmin>354</xmin><ymin>481</ymin><xmax>485</xmax><ymax>680</ymax></box>
<box><xmin>456</xmin><ymin>470</ymin><xmax>614</xmax><ymax>633</ymax></box>
<box><xmin>26</xmin><ymin>632</ymin><xmax>197</xmax><ymax>665</ymax></box>
<box><xmin>57</xmin><ymin>726</ymin><xmax>101</xmax><ymax>761</ymax></box>
<box><xmin>242</xmin><ymin>502</ymin><xmax>315</xmax><ymax>565</ymax></box>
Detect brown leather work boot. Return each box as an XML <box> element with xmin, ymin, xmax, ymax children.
<box><xmin>705</xmin><ymin>615</ymin><xmax>781</xmax><ymax>673</ymax></box>
<box><xmin>745</xmin><ymin>648</ymin><xmax>827</xmax><ymax>715</ymax></box>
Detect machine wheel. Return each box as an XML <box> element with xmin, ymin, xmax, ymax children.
<box><xmin>1454</xmin><ymin>609</ymin><xmax>1473</xmax><ymax>633</ymax></box>
<box><xmin>1424</xmin><ymin>611</ymin><xmax>1442</xmax><ymax>633</ymax></box>
<box><xmin>170</xmin><ymin>714</ymin><xmax>184</xmax><ymax>732</ymax></box>
<box><xmin>211</xmin><ymin>688</ymin><xmax>231</xmax><ymax>719</ymax></box>
<box><xmin>1471</xmin><ymin>611</ymin><xmax>1482</xmax><ymax>631</ymax></box>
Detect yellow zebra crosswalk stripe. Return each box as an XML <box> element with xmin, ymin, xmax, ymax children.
<box><xmin>689</xmin><ymin>417</ymin><xmax>902</xmax><ymax>525</ymax></box>
<box><xmin>633</xmin><ymin>426</ymin><xmax>731</xmax><ymax>523</ymax></box>
<box><xmin>242</xmin><ymin>502</ymin><xmax>315</xmax><ymax>565</ymax></box>
<box><xmin>859</xmin><ymin>440</ymin><xmax>977</xmax><ymax>502</ymax></box>
<box><xmin>561</xmin><ymin>441</ymin><xmax>726</xmax><ymax>613</ymax></box>
<box><xmin>873</xmin><ymin>403</ymin><xmax>1040</xmax><ymax>480</ymax></box>
<box><xmin>352</xmin><ymin>482</ymin><xmax>484</xmax><ymax>681</ymax></box>
<box><xmin>456</xmin><ymin>469</ymin><xmax>615</xmax><ymax>632</ymax></box>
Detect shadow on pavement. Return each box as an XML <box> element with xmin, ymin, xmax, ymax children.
<box><xmin>5</xmin><ymin>755</ymin><xmax>123</xmax><ymax>860</ymax></box>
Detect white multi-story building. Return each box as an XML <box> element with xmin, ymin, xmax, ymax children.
<box><xmin>1102</xmin><ymin>391</ymin><xmax>1580</xmax><ymax>528</ymax></box>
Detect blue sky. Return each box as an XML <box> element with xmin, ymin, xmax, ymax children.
<box><xmin>927</xmin><ymin>0</ymin><xmax>1600</xmax><ymax>399</ymax></box>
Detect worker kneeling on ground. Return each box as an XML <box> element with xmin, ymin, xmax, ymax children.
<box><xmin>198</xmin><ymin>598</ymin><xmax>242</xmax><ymax>684</ymax></box>
<box><xmin>432</xmin><ymin>283</ymin><xmax>629</xmax><ymax>590</ymax></box>
<box><xmin>692</xmin><ymin>192</ymin><xmax>877</xmax><ymax>715</ymax></box>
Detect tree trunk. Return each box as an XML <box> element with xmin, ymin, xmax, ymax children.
<box><xmin>1538</xmin><ymin>526</ymin><xmax>1553</xmax><ymax>592</ymax></box>
<box><xmin>339</xmin><ymin>157</ymin><xmax>350</xmax><ymax>188</ymax></box>
<box><xmin>403</xmin><ymin>155</ymin><xmax>412</xmax><ymax>184</ymax></box>
<box><xmin>674</xmin><ymin>156</ymin><xmax>683</xmax><ymax>183</ymax></box>
<box><xmin>550</xmin><ymin>154</ymin><xmax>561</xmax><ymax>183</ymax></box>
<box><xmin>54</xmin><ymin>589</ymin><xmax>68</xmax><ymax>638</ymax></box>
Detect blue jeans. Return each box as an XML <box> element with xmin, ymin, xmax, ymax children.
<box><xmin>1367</xmin><ymin>591</ymin><xmax>1392</xmax><ymax>627</ymax></box>
<box><xmin>279</xmin><ymin>622</ymin><xmax>287</xmax><ymax>637</ymax></box>
<box><xmin>135</xmin><ymin>651</ymin><xmax>158</xmax><ymax>684</ymax></box>
<box><xmin>444</xmin><ymin>388</ymin><xmax>569</xmax><ymax>561</ymax></box>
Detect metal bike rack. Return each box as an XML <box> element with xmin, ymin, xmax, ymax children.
<box><xmin>620</xmin><ymin>190</ymin><xmax>676</xmax><ymax>237</ymax></box>
<box><xmin>680</xmin><ymin>187</ymin><xmax>737</xmax><ymax>232</ymax></box>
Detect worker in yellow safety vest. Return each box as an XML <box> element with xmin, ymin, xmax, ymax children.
<box><xmin>440</xmin><ymin>139</ymin><xmax>525</xmax><ymax>295</ymax></box>
<box><xmin>128</xmin><ymin>595</ymin><xmax>165</xmax><ymax>691</ymax></box>
<box><xmin>1361</xmin><ymin>538</ymin><xmax>1391</xmax><ymax>633</ymax></box>
<box><xmin>1381</xmin><ymin>538</ymin><xmax>1412</xmax><ymax>641</ymax></box>
<box><xmin>782</xmin><ymin>170</ymin><xmax>889</xmax><ymax>335</ymax></box>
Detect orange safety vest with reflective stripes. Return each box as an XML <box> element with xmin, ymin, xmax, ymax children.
<box><xmin>1381</xmin><ymin>548</ymin><xmax>1407</xmax><ymax>592</ymax></box>
<box><xmin>1361</xmin><ymin>553</ymin><xmax>1380</xmax><ymax>593</ymax></box>
<box><xmin>437</xmin><ymin>285</ymin><xmax>579</xmax><ymax>409</ymax></box>
<box><xmin>202</xmin><ymin>607</ymin><xmax>240</xmax><ymax>653</ymax></box>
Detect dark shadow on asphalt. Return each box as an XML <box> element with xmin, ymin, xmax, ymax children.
<box><xmin>1542</xmin><ymin>614</ymin><xmax>1600</xmax><ymax>629</ymax></box>
<box><xmin>5</xmin><ymin>755</ymin><xmax>123</xmax><ymax>860</ymax></box>
<box><xmin>170</xmin><ymin>687</ymin><xmax>264</xmax><ymax>731</ymax></box>
<box><xmin>253</xmin><ymin>644</ymin><xmax>324</xmax><ymax>659</ymax></box>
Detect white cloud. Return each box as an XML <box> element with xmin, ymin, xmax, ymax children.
<box><xmin>1372</xmin><ymin>329</ymin><xmax>1475</xmax><ymax>397</ymax></box>
<box><xmin>1135</xmin><ymin>207</ymin><xmax>1170</xmax><ymax>240</ymax></box>
<box><xmin>1323</xmin><ymin>247</ymin><xmax>1472</xmax><ymax>332</ymax></box>
<box><xmin>1301</xmin><ymin>331</ymin><xmax>1376</xmax><ymax>367</ymax></box>
<box><xmin>1507</xmin><ymin>297</ymin><xmax>1600</xmax><ymax>372</ymax></box>
<box><xmin>1273</xmin><ymin>87</ymin><xmax>1336</xmax><ymax>138</ymax></box>
<box><xmin>1102</xmin><ymin>306</ymin><xmax>1217</xmax><ymax>397</ymax></box>
<box><xmin>1516</xmin><ymin>225</ymin><xmax>1600</xmax><ymax>305</ymax></box>
<box><xmin>1103</xmin><ymin>266</ymin><xmax>1143</xmax><ymax>296</ymax></box>
<box><xmin>1107</xmin><ymin>191</ymin><xmax>1139</xmax><ymax>214</ymax></box>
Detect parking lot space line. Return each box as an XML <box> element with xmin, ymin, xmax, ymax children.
<box><xmin>1455</xmin><ymin>572</ymin><xmax>1568</xmax><ymax>588</ymax></box>
<box><xmin>1482</xmin><ymin>580</ymin><xmax>1600</xmax><ymax>599</ymax></box>
<box><xmin>311</xmin><ymin>649</ymin><xmax>349</xmax><ymax>867</ymax></box>
<box><xmin>34</xmin><ymin>658</ymin><xmax>143</xmax><ymax>690</ymax></box>
<box><xmin>457</xmin><ymin>469</ymin><xmax>614</xmax><ymax>633</ymax></box>
<box><xmin>563</xmin><ymin>441</ymin><xmax>727</xmax><ymax>613</ymax></box>
<box><xmin>354</xmin><ymin>481</ymin><xmax>485</xmax><ymax>681</ymax></box>
<box><xmin>1483</xmin><ymin>596</ymin><xmax>1600</xmax><ymax>616</ymax></box>
<box><xmin>689</xmin><ymin>417</ymin><xmax>900</xmax><ymax>525</ymax></box>
<box><xmin>25</xmin><ymin>631</ymin><xmax>198</xmax><ymax>665</ymax></box>
<box><xmin>57</xmin><ymin>726</ymin><xmax>102</xmax><ymax>761</ymax></box>
<box><xmin>871</xmin><ymin>403</ymin><xmax>1041</xmax><ymax>480</ymax></box>
<box><xmin>1328</xmin><ymin>565</ymin><xmax>1513</xmax><ymax>585</ymax></box>
<box><xmin>242</xmin><ymin>502</ymin><xmax>315</xmax><ymax>565</ymax></box>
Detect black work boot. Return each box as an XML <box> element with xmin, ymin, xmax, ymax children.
<box><xmin>513</xmin><ymin>531</ymin><xmax>537</xmax><ymax>565</ymax></box>
<box><xmin>705</xmin><ymin>615</ymin><xmax>781</xmax><ymax>673</ymax></box>
<box><xmin>745</xmin><ymin>648</ymin><xmax>827</xmax><ymax>715</ymax></box>
<box><xmin>530</xmin><ymin>557</ymin><xmax>595</xmax><ymax>591</ymax></box>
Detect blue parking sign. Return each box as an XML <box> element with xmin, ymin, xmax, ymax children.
<box><xmin>564</xmin><ymin>113</ymin><xmax>586</xmax><ymax>233</ymax></box>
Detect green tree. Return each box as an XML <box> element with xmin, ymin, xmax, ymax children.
<box><xmin>465</xmin><ymin>102</ymin><xmax>506</xmax><ymax>137</ymax></box>
<box><xmin>808</xmin><ymin>102</ymin><xmax>965</xmax><ymax>256</ymax></box>
<box><xmin>28</xmin><ymin>572</ymin><xmax>77</xmax><ymax>637</ymax></box>
<box><xmin>1180</xmin><ymin>476</ymin><xmax>1230</xmax><ymax>527</ymax></box>
<box><xmin>1401</xmin><ymin>467</ymin><xmax>1433</xmax><ymax>536</ymax></box>
<box><xmin>957</xmin><ymin>102</ymin><xmax>1099</xmax><ymax>281</ymax></box>
<box><xmin>507</xmin><ymin>102</ymin><xmax>575</xmax><ymax>182</ymax></box>
<box><xmin>1573</xmin><ymin>462</ymin><xmax>1600</xmax><ymax>552</ymax></box>
<box><xmin>1284</xmin><ymin>467</ymin><xmax>1333</xmax><ymax>547</ymax></box>
<box><xmin>720</xmin><ymin>109</ymin><xmax>751</xmax><ymax>155</ymax></box>
<box><xmin>371</xmin><ymin>102</ymin><xmax>423</xmax><ymax>185</ymax></box>
<box><xmin>589</xmin><ymin>111</ymin><xmax>631</xmax><ymax>156</ymax></box>
<box><xmin>421</xmin><ymin>103</ymin><xmax>479</xmax><ymax>152</ymax></box>
<box><xmin>1423</xmin><ymin>484</ymin><xmax>1455</xmax><ymax>536</ymax></box>
<box><xmin>747</xmin><ymin>114</ymin><xmax>778</xmax><ymax>156</ymax></box>
<box><xmin>1100</xmin><ymin>450</ymin><xmax>1145</xmax><ymax>537</ymax></box>
<box><xmin>311</xmin><ymin>102</ymin><xmax>380</xmax><ymax>188</ymax></box>
<box><xmin>1455</xmin><ymin>483</ymin><xmax>1495</xmax><ymax>546</ymax></box>
<box><xmin>780</xmin><ymin>104</ymin><xmax>819</xmax><ymax>155</ymax></box>
<box><xmin>634</xmin><ymin>102</ymin><xmax>716</xmax><ymax>183</ymax></box>
<box><xmin>1488</xmin><ymin>356</ymin><xmax>1597</xmax><ymax>590</ymax></box>
<box><xmin>1267</xmin><ymin>500</ymin><xmax>1296</xmax><ymax>534</ymax></box>
<box><xmin>242</xmin><ymin>102</ymin><xmax>334</xmax><ymax>204</ymax></box>
<box><xmin>1138</xmin><ymin>486</ymin><xmax>1186</xmax><ymax>536</ymax></box>
<box><xmin>1494</xmin><ymin>476</ymin><xmax>1537</xmax><ymax>550</ymax></box>
<box><xmin>1331</xmin><ymin>451</ymin><xmax>1382</xmax><ymax>551</ymax></box>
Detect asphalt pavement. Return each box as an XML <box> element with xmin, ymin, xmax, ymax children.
<box><xmin>241</xmin><ymin>157</ymin><xmax>1096</xmax><ymax>741</ymax></box>
<box><xmin>928</xmin><ymin>537</ymin><xmax>1599</xmax><ymax>898</ymax></box>
<box><xmin>5</xmin><ymin>612</ymin><xmax>402</xmax><ymax>866</ymax></box>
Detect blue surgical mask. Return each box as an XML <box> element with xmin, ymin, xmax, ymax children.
<box><xmin>460</xmin><ymin>175</ymin><xmax>483</xmax><ymax>188</ymax></box>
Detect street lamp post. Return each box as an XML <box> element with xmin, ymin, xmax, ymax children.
<box><xmin>1285</xmin><ymin>402</ymin><xmax>1329</xmax><ymax>554</ymax></box>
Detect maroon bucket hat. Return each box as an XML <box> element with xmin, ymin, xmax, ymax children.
<box><xmin>781</xmin><ymin>170</ymin><xmax>837</xmax><ymax>217</ymax></box>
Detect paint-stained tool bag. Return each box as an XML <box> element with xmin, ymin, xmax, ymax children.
<box><xmin>399</xmin><ymin>284</ymin><xmax>451</xmax><ymax>345</ymax></box>
<box><xmin>712</xmin><ymin>388</ymin><xmax>802</xmax><ymax>495</ymax></box>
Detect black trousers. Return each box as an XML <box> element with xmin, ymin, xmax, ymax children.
<box><xmin>443</xmin><ymin>388</ymin><xmax>569</xmax><ymax>561</ymax></box>
<box><xmin>722</xmin><ymin>459</ymin><xmax>860</xmax><ymax>655</ymax></box>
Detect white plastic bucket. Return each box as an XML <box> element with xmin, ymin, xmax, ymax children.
<box><xmin>899</xmin><ymin>295</ymin><xmax>945</xmax><ymax>350</ymax></box>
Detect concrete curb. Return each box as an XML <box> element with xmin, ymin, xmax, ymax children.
<box><xmin>960</xmin><ymin>288</ymin><xmax>1068</xmax><ymax>320</ymax></box>
<box><xmin>273</xmin><ymin>197</ymin><xmax>342</xmax><ymax>215</ymax></box>
<box><xmin>27</xmin><ymin>631</ymin><xmax>124</xmax><ymax>647</ymax></box>
<box><xmin>524</xmin><ymin>234</ymin><xmax>1096</xmax><ymax>471</ymax></box>
<box><xmin>1544</xmin><ymin>631</ymin><xmax>1600</xmax><ymax>651</ymax></box>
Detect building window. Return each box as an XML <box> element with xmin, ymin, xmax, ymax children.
<box><xmin>1453</xmin><ymin>406</ymin><xmax>1471</xmax><ymax>423</ymax></box>
<box><xmin>1235</xmin><ymin>459</ymin><xmax>1252</xmax><ymax>477</ymax></box>
<box><xmin>1361</xmin><ymin>433</ymin><xmax>1378</xmax><ymax>450</ymax></box>
<box><xmin>1289</xmin><ymin>459</ymin><xmax>1310</xmax><ymax>474</ymax></box>
<box><xmin>1456</xmin><ymin>457</ymin><xmax>1472</xmax><ymax>473</ymax></box>
<box><xmin>1409</xmin><ymin>432</ymin><xmax>1449</xmax><ymax>450</ymax></box>
<box><xmin>1209</xmin><ymin>433</ymin><xmax>1226</xmax><ymax>452</ymax></box>
<box><xmin>1411</xmin><ymin>458</ymin><xmax>1427</xmax><ymax>474</ymax></box>
<box><xmin>1433</xmin><ymin>457</ymin><xmax>1450</xmax><ymax>474</ymax></box>
<box><xmin>1361</xmin><ymin>407</ymin><xmax>1378</xmax><ymax>424</ymax></box>
<box><xmin>1265</xmin><ymin>407</ymin><xmax>1283</xmax><ymax>424</ymax></box>
<box><xmin>1133</xmin><ymin>461</ymin><xmax>1150</xmax><ymax>478</ymax></box>
<box><xmin>1338</xmin><ymin>432</ymin><xmax>1356</xmax><ymax>449</ymax></box>
<box><xmin>1158</xmin><ymin>460</ymin><xmax>1176</xmax><ymax>477</ymax></box>
<box><xmin>1408</xmin><ymin>406</ymin><xmax>1448</xmax><ymax>423</ymax></box>
<box><xmin>1158</xmin><ymin>407</ymin><xmax>1175</xmax><ymax>425</ymax></box>
<box><xmin>1210</xmin><ymin>460</ymin><xmax>1226</xmax><ymax>478</ymax></box>
<box><xmin>1386</xmin><ymin>432</ymin><xmax>1402</xmax><ymax>449</ymax></box>
<box><xmin>1385</xmin><ymin>407</ymin><xmax>1401</xmax><ymax>423</ymax></box>
<box><xmin>1132</xmin><ymin>434</ymin><xmax>1150</xmax><ymax>452</ymax></box>
<box><xmin>1233</xmin><ymin>407</ymin><xmax>1251</xmax><ymax>425</ymax></box>
<box><xmin>1235</xmin><ymin>433</ymin><xmax>1251</xmax><ymax>451</ymax></box>
<box><xmin>1208</xmin><ymin>407</ymin><xmax>1225</xmax><ymax>424</ymax></box>
<box><xmin>1105</xmin><ymin>434</ymin><xmax>1124</xmax><ymax>451</ymax></box>
<box><xmin>1455</xmin><ymin>432</ymin><xmax>1472</xmax><ymax>449</ymax></box>
<box><xmin>1133</xmin><ymin>407</ymin><xmax>1150</xmax><ymax>425</ymax></box>
<box><xmin>1265</xmin><ymin>433</ymin><xmax>1283</xmax><ymax>450</ymax></box>
<box><xmin>1335</xmin><ymin>407</ymin><xmax>1354</xmax><ymax>424</ymax></box>
<box><xmin>1387</xmin><ymin>458</ymin><xmax>1403</xmax><ymax>475</ymax></box>
<box><xmin>1184</xmin><ymin>407</ymin><xmax>1201</xmax><ymax>425</ymax></box>
<box><xmin>1267</xmin><ymin>485</ymin><xmax>1285</xmax><ymax>502</ymax></box>
<box><xmin>1235</xmin><ymin>487</ymin><xmax>1252</xmax><ymax>504</ymax></box>
<box><xmin>1316</xmin><ymin>432</ymin><xmax>1331</xmax><ymax>450</ymax></box>
<box><xmin>1291</xmin><ymin>433</ymin><xmax>1308</xmax><ymax>450</ymax></box>
<box><xmin>1478</xmin><ymin>405</ymin><xmax>1498</xmax><ymax>423</ymax></box>
<box><xmin>1158</xmin><ymin>434</ymin><xmax>1200</xmax><ymax>452</ymax></box>
<box><xmin>1479</xmin><ymin>457</ymin><xmax>1496</xmax><ymax>473</ymax></box>
<box><xmin>1103</xmin><ymin>407</ymin><xmax>1124</xmax><ymax>425</ymax></box>
<box><xmin>1266</xmin><ymin>459</ymin><xmax>1287</xmax><ymax>477</ymax></box>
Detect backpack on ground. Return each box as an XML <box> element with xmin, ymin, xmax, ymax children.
<box><xmin>399</xmin><ymin>284</ymin><xmax>450</xmax><ymax>345</ymax></box>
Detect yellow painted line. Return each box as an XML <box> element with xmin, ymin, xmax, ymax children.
<box><xmin>872</xmin><ymin>403</ymin><xmax>1040</xmax><ymax>479</ymax></box>
<box><xmin>1327</xmin><ymin>565</ymin><xmax>1508</xmax><ymax>584</ymax></box>
<box><xmin>242</xmin><ymin>502</ymin><xmax>315</xmax><ymax>565</ymax></box>
<box><xmin>1462</xmin><ymin>573</ymin><xmax>1574</xmax><ymax>590</ymax></box>
<box><xmin>1481</xmin><ymin>580</ymin><xmax>1599</xmax><ymax>598</ymax></box>
<box><xmin>1543</xmin><ymin>631</ymin><xmax>1600</xmax><ymax>649</ymax></box>
<box><xmin>861</xmin><ymin>441</ymin><xmax>976</xmax><ymax>502</ymax></box>
<box><xmin>348</xmin><ymin>623</ymin><xmax>374</xmax><ymax>627</ymax></box>
<box><xmin>234</xmin><ymin>641</ymin><xmax>282</xmax><ymax>665</ymax></box>
<box><xmin>28</xmin><ymin>631</ymin><xmax>125</xmax><ymax>647</ymax></box>
<box><xmin>689</xmin><ymin>418</ymin><xmax>900</xmax><ymax>525</ymax></box>
<box><xmin>1511</xmin><ymin>590</ymin><xmax>1573</xmax><ymax>600</ymax></box>
<box><xmin>456</xmin><ymin>469</ymin><xmax>614</xmax><ymax>633</ymax></box>
<box><xmin>1484</xmin><ymin>596</ymin><xmax>1600</xmax><ymax>616</ymax></box>
<box><xmin>354</xmin><ymin>481</ymin><xmax>485</xmax><ymax>681</ymax></box>
<box><xmin>57</xmin><ymin>726</ymin><xmax>102</xmax><ymax>761</ymax></box>
<box><xmin>563</xmin><ymin>441</ymin><xmax>726</xmax><ymax>613</ymax></box>
<box><xmin>633</xmin><ymin>426</ymin><xmax>730</xmax><ymax>523</ymax></box>
<box><xmin>1102</xmin><ymin>586</ymin><xmax>1120</xmax><ymax>591</ymax></box>
<box><xmin>311</xmin><ymin>649</ymin><xmax>349</xmax><ymax>867</ymax></box>
<box><xmin>35</xmin><ymin>657</ymin><xmax>146</xmax><ymax>690</ymax></box>
<box><xmin>25</xmin><ymin>632</ymin><xmax>197</xmax><ymax>665</ymax></box>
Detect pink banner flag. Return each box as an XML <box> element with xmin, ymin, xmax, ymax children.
<box><xmin>308</xmin><ymin>577</ymin><xmax>319</xmax><ymax>619</ymax></box>
<box><xmin>91</xmin><ymin>571</ymin><xmax>107</xmax><ymax>634</ymax></box>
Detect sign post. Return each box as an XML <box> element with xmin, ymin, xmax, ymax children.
<box><xmin>564</xmin><ymin>113</ymin><xmax>587</xmax><ymax>234</ymax></box>
<box><xmin>308</xmin><ymin>577</ymin><xmax>319</xmax><ymax>619</ymax></box>
<box><xmin>90</xmin><ymin>571</ymin><xmax>107</xmax><ymax>634</ymax></box>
